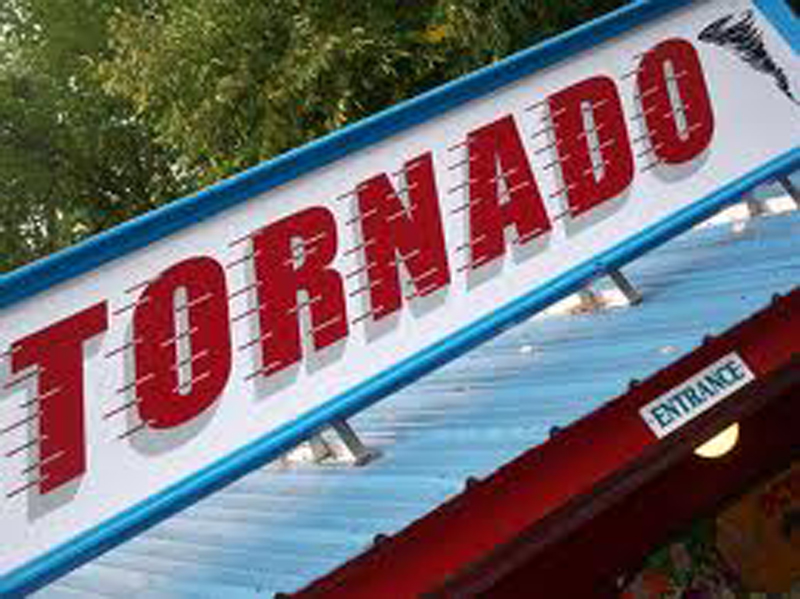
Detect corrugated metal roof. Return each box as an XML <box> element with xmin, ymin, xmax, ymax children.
<box><xmin>37</xmin><ymin>184</ymin><xmax>799</xmax><ymax>599</ymax></box>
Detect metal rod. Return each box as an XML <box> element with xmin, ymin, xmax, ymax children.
<box><xmin>608</xmin><ymin>268</ymin><xmax>642</xmax><ymax>305</ymax></box>
<box><xmin>225</xmin><ymin>251</ymin><xmax>258</xmax><ymax>270</ymax></box>
<box><xmin>3</xmin><ymin>368</ymin><xmax>41</xmax><ymax>389</ymax></box>
<box><xmin>393</xmin><ymin>181</ymin><xmax>420</xmax><ymax>196</ymax></box>
<box><xmin>447</xmin><ymin>180</ymin><xmax>470</xmax><ymax>195</ymax></box>
<box><xmin>543</xmin><ymin>156</ymin><xmax>568</xmax><ymax>170</ymax></box>
<box><xmin>103</xmin><ymin>398</ymin><xmax>139</xmax><ymax>420</ymax></box>
<box><xmin>228</xmin><ymin>229</ymin><xmax>258</xmax><ymax>248</ymax></box>
<box><xmin>413</xmin><ymin>266</ymin><xmax>439</xmax><ymax>284</ymax></box>
<box><xmin>6</xmin><ymin>475</ymin><xmax>48</xmax><ymax>499</ymax></box>
<box><xmin>175</xmin><ymin>292</ymin><xmax>214</xmax><ymax>314</ymax></box>
<box><xmin>330</xmin><ymin>419</ymin><xmax>379</xmax><ymax>466</ymax></box>
<box><xmin>171</xmin><ymin>349</ymin><xmax>210</xmax><ymax>372</ymax></box>
<box><xmin>345</xmin><ymin>207</ymin><xmax>379</xmax><ymax>226</ymax></box>
<box><xmin>629</xmin><ymin>103</ymin><xmax>661</xmax><ymax>120</ymax></box>
<box><xmin>124</xmin><ymin>279</ymin><xmax>154</xmax><ymax>295</ymax></box>
<box><xmin>231</xmin><ymin>305</ymin><xmax>261</xmax><ymax>324</ymax></box>
<box><xmin>310</xmin><ymin>315</ymin><xmax>344</xmax><ymax>335</ymax></box>
<box><xmin>530</xmin><ymin>125</ymin><xmax>555</xmax><ymax>140</ymax></box>
<box><xmin>450</xmin><ymin>196</ymin><xmax>486</xmax><ymax>216</ymax></box>
<box><xmin>457</xmin><ymin>255</ymin><xmax>493</xmax><ymax>273</ymax></box>
<box><xmin>524</xmin><ymin>98</ymin><xmax>548</xmax><ymax>112</ymax></box>
<box><xmin>515</xmin><ymin>229</ymin><xmax>546</xmax><ymax>245</ymax></box>
<box><xmin>446</xmin><ymin>157</ymin><xmax>471</xmax><ymax>170</ymax></box>
<box><xmin>0</xmin><ymin>411</ymin><xmax>40</xmax><ymax>436</ymax></box>
<box><xmin>5</xmin><ymin>436</ymin><xmax>44</xmax><ymax>458</ymax></box>
<box><xmin>349</xmin><ymin>279</ymin><xmax>382</xmax><ymax>298</ymax></box>
<box><xmin>287</xmin><ymin>295</ymin><xmax>323</xmax><ymax>314</ymax></box>
<box><xmin>351</xmin><ymin>309</ymin><xmax>381</xmax><ymax>326</ymax></box>
<box><xmin>534</xmin><ymin>140</ymin><xmax>559</xmax><ymax>155</ymax></box>
<box><xmin>334</xmin><ymin>189</ymin><xmax>357</xmax><ymax>202</ymax></box>
<box><xmin>633</xmin><ymin>85</ymin><xmax>660</xmax><ymax>102</ymax></box>
<box><xmin>549</xmin><ymin>183</ymin><xmax>577</xmax><ymax>199</ymax></box>
<box><xmin>243</xmin><ymin>360</ymin><xmax>285</xmax><ymax>382</ymax></box>
<box><xmin>406</xmin><ymin>283</ymin><xmax>443</xmax><ymax>300</ymax></box>
<box><xmin>22</xmin><ymin>450</ymin><xmax>64</xmax><ymax>475</ymax></box>
<box><xmin>18</xmin><ymin>386</ymin><xmax>62</xmax><ymax>409</ymax></box>
<box><xmin>620</xmin><ymin>67</ymin><xmax>642</xmax><ymax>80</ymax></box>
<box><xmin>507</xmin><ymin>179</ymin><xmax>532</xmax><ymax>195</ymax></box>
<box><xmin>743</xmin><ymin>193</ymin><xmax>767</xmax><ymax>219</ymax></box>
<box><xmin>237</xmin><ymin>330</ymin><xmax>274</xmax><ymax>353</ymax></box>
<box><xmin>173</xmin><ymin>370</ymin><xmax>211</xmax><ymax>394</ymax></box>
<box><xmin>543</xmin><ymin>106</ymin><xmax>567</xmax><ymax>121</ymax></box>
<box><xmin>387</xmin><ymin>205</ymin><xmax>414</xmax><ymax>223</ymax></box>
<box><xmin>116</xmin><ymin>372</ymin><xmax>155</xmax><ymax>395</ymax></box>
<box><xmin>117</xmin><ymin>420</ymin><xmax>151</xmax><ymax>440</ymax></box>
<box><xmin>454</xmin><ymin>234</ymin><xmax>487</xmax><ymax>253</ymax></box>
<box><xmin>112</xmin><ymin>296</ymin><xmax>150</xmax><ymax>317</ymax></box>
<box><xmin>778</xmin><ymin>175</ymin><xmax>800</xmax><ymax>209</ymax></box>
<box><xmin>159</xmin><ymin>326</ymin><xmax>199</xmax><ymax>348</ymax></box>
<box><xmin>228</xmin><ymin>280</ymin><xmax>262</xmax><ymax>301</ymax></box>
<box><xmin>343</xmin><ymin>238</ymin><xmax>377</xmax><ymax>257</ymax></box>
<box><xmin>0</xmin><ymin>345</ymin><xmax>20</xmax><ymax>360</ymax></box>
<box><xmin>640</xmin><ymin>159</ymin><xmax>663</xmax><ymax>173</ymax></box>
<box><xmin>345</xmin><ymin>263</ymin><xmax>372</xmax><ymax>280</ymax></box>
<box><xmin>636</xmin><ymin>145</ymin><xmax>657</xmax><ymax>159</ymax></box>
<box><xmin>308</xmin><ymin>435</ymin><xmax>333</xmax><ymax>462</ymax></box>
<box><xmin>104</xmin><ymin>338</ymin><xmax>142</xmax><ymax>359</ymax></box>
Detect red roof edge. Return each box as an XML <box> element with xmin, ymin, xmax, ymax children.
<box><xmin>293</xmin><ymin>287</ymin><xmax>800</xmax><ymax>599</ymax></box>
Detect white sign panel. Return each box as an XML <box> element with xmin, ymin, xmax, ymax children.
<box><xmin>0</xmin><ymin>0</ymin><xmax>797</xmax><ymax>585</ymax></box>
<box><xmin>639</xmin><ymin>353</ymin><xmax>756</xmax><ymax>438</ymax></box>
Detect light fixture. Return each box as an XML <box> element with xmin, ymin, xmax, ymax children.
<box><xmin>694</xmin><ymin>423</ymin><xmax>740</xmax><ymax>459</ymax></box>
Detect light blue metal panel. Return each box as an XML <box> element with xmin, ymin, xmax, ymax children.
<box><xmin>35</xmin><ymin>199</ymin><xmax>800</xmax><ymax>598</ymax></box>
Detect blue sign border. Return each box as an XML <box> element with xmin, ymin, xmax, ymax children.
<box><xmin>1</xmin><ymin>1</ymin><xmax>797</xmax><ymax>595</ymax></box>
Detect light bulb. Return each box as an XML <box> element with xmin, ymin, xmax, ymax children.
<box><xmin>694</xmin><ymin>423</ymin><xmax>739</xmax><ymax>459</ymax></box>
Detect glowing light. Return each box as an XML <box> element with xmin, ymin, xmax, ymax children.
<box><xmin>694</xmin><ymin>423</ymin><xmax>739</xmax><ymax>459</ymax></box>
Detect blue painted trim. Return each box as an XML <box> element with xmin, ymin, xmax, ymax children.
<box><xmin>0</xmin><ymin>0</ymin><xmax>798</xmax><ymax>595</ymax></box>
<box><xmin>754</xmin><ymin>0</ymin><xmax>800</xmax><ymax>54</ymax></box>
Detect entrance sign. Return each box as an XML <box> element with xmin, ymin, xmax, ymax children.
<box><xmin>0</xmin><ymin>0</ymin><xmax>797</xmax><ymax>594</ymax></box>
<box><xmin>640</xmin><ymin>353</ymin><xmax>756</xmax><ymax>438</ymax></box>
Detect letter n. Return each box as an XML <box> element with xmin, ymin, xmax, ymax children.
<box><xmin>356</xmin><ymin>152</ymin><xmax>450</xmax><ymax>320</ymax></box>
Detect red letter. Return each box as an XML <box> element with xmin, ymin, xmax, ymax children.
<box><xmin>467</xmin><ymin>115</ymin><xmax>551</xmax><ymax>268</ymax></box>
<box><xmin>356</xmin><ymin>152</ymin><xmax>450</xmax><ymax>320</ymax></box>
<box><xmin>9</xmin><ymin>303</ymin><xmax>108</xmax><ymax>494</ymax></box>
<box><xmin>548</xmin><ymin>76</ymin><xmax>634</xmax><ymax>217</ymax></box>
<box><xmin>636</xmin><ymin>39</ymin><xmax>714</xmax><ymax>164</ymax></box>
<box><xmin>252</xmin><ymin>207</ymin><xmax>347</xmax><ymax>375</ymax></box>
<box><xmin>133</xmin><ymin>257</ymin><xmax>231</xmax><ymax>429</ymax></box>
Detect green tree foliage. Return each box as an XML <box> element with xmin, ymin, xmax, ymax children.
<box><xmin>1</xmin><ymin>0</ymin><xmax>627</xmax><ymax>273</ymax></box>
<box><xmin>0</xmin><ymin>0</ymin><xmax>183</xmax><ymax>272</ymax></box>
<box><xmin>101</xmin><ymin>0</ymin><xmax>627</xmax><ymax>185</ymax></box>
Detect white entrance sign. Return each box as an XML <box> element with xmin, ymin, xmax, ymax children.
<box><xmin>0</xmin><ymin>0</ymin><xmax>797</xmax><ymax>592</ymax></box>
<box><xmin>639</xmin><ymin>353</ymin><xmax>756</xmax><ymax>438</ymax></box>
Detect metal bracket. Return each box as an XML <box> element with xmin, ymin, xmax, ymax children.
<box><xmin>608</xmin><ymin>268</ymin><xmax>642</xmax><ymax>306</ymax></box>
<box><xmin>281</xmin><ymin>420</ymin><xmax>379</xmax><ymax>466</ymax></box>
<box><xmin>330</xmin><ymin>419</ymin><xmax>381</xmax><ymax>466</ymax></box>
<box><xmin>308</xmin><ymin>435</ymin><xmax>334</xmax><ymax>462</ymax></box>
<box><xmin>575</xmin><ymin>288</ymin><xmax>603</xmax><ymax>312</ymax></box>
<box><xmin>778</xmin><ymin>175</ymin><xmax>800</xmax><ymax>210</ymax></box>
<box><xmin>743</xmin><ymin>192</ymin><xmax>768</xmax><ymax>219</ymax></box>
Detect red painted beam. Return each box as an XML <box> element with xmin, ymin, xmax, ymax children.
<box><xmin>479</xmin><ymin>385</ymin><xmax>799</xmax><ymax>598</ymax></box>
<box><xmin>294</xmin><ymin>288</ymin><xmax>799</xmax><ymax>599</ymax></box>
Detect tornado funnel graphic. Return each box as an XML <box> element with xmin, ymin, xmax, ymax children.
<box><xmin>698</xmin><ymin>10</ymin><xmax>799</xmax><ymax>105</ymax></box>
